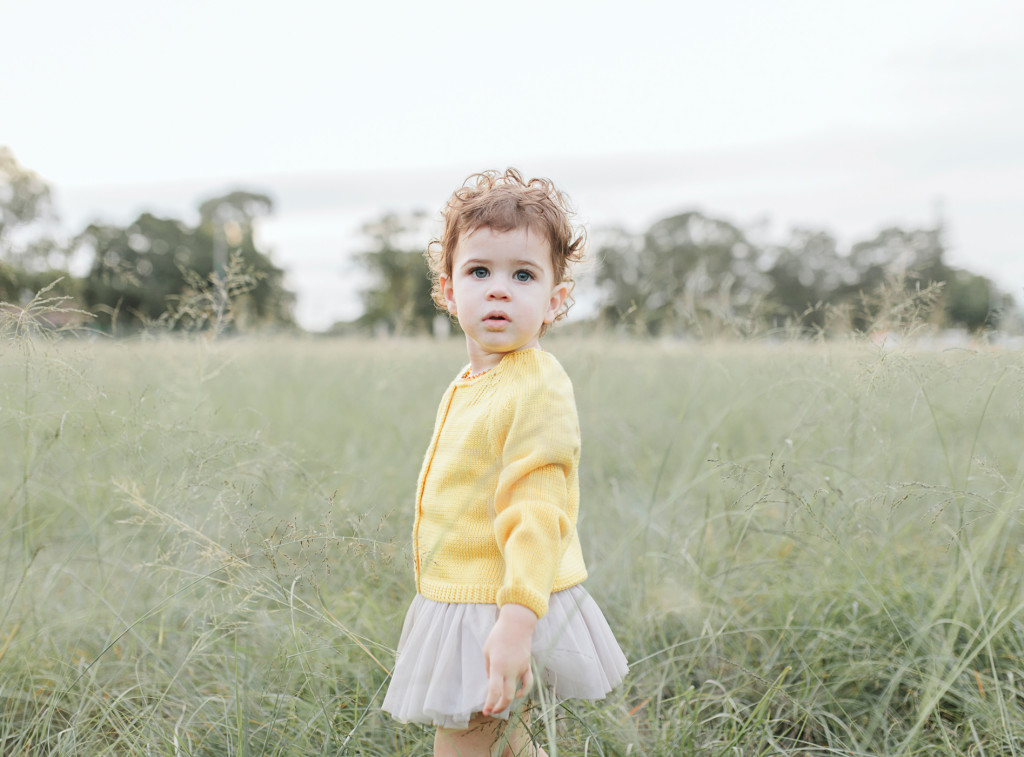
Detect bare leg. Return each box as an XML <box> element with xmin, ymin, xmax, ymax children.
<box><xmin>434</xmin><ymin>711</ymin><xmax>550</xmax><ymax>757</ymax></box>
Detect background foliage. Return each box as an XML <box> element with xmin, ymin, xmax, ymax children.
<box><xmin>353</xmin><ymin>208</ymin><xmax>1016</xmax><ymax>339</ymax></box>
<box><xmin>2</xmin><ymin>145</ymin><xmax>1017</xmax><ymax>338</ymax></box>
<box><xmin>0</xmin><ymin>147</ymin><xmax>294</xmax><ymax>334</ymax></box>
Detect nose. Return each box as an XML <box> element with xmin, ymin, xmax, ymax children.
<box><xmin>486</xmin><ymin>277</ymin><xmax>510</xmax><ymax>299</ymax></box>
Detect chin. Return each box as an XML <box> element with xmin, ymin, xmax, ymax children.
<box><xmin>479</xmin><ymin>341</ymin><xmax>520</xmax><ymax>354</ymax></box>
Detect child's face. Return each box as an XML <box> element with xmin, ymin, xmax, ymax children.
<box><xmin>440</xmin><ymin>225</ymin><xmax>568</xmax><ymax>372</ymax></box>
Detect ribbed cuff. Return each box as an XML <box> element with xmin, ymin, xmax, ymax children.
<box><xmin>496</xmin><ymin>585</ymin><xmax>548</xmax><ymax>619</ymax></box>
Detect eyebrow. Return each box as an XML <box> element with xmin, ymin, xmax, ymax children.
<box><xmin>461</xmin><ymin>258</ymin><xmax>543</xmax><ymax>269</ymax></box>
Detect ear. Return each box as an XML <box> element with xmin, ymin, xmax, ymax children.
<box><xmin>544</xmin><ymin>282</ymin><xmax>570</xmax><ymax>324</ymax></box>
<box><xmin>439</xmin><ymin>274</ymin><xmax>457</xmax><ymax>315</ymax></box>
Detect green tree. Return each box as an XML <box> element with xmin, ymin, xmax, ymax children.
<box><xmin>597</xmin><ymin>210</ymin><xmax>765</xmax><ymax>336</ymax></box>
<box><xmin>76</xmin><ymin>213</ymin><xmax>200</xmax><ymax>329</ymax></box>
<box><xmin>354</xmin><ymin>211</ymin><xmax>437</xmax><ymax>336</ymax></box>
<box><xmin>196</xmin><ymin>190</ymin><xmax>293</xmax><ymax>328</ymax></box>
<box><xmin>843</xmin><ymin>226</ymin><xmax>948</xmax><ymax>296</ymax></box>
<box><xmin>76</xmin><ymin>191</ymin><xmax>293</xmax><ymax>333</ymax></box>
<box><xmin>944</xmin><ymin>269</ymin><xmax>1003</xmax><ymax>332</ymax></box>
<box><xmin>763</xmin><ymin>228</ymin><xmax>848</xmax><ymax>331</ymax></box>
<box><xmin>0</xmin><ymin>147</ymin><xmax>75</xmax><ymax>307</ymax></box>
<box><xmin>0</xmin><ymin>147</ymin><xmax>58</xmax><ymax>266</ymax></box>
<box><xmin>837</xmin><ymin>226</ymin><xmax>1010</xmax><ymax>332</ymax></box>
<box><xmin>597</xmin><ymin>211</ymin><xmax>1015</xmax><ymax>337</ymax></box>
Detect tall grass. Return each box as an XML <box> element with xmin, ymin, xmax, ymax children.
<box><xmin>1</xmin><ymin>321</ymin><xmax>1022</xmax><ymax>754</ymax></box>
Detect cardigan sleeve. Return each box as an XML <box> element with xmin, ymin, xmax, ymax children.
<box><xmin>492</xmin><ymin>360</ymin><xmax>580</xmax><ymax>618</ymax></box>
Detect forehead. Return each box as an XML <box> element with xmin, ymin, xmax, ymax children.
<box><xmin>455</xmin><ymin>225</ymin><xmax>554</xmax><ymax>270</ymax></box>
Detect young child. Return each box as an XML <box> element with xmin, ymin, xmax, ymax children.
<box><xmin>382</xmin><ymin>169</ymin><xmax>628</xmax><ymax>756</ymax></box>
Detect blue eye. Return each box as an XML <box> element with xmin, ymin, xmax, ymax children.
<box><xmin>471</xmin><ymin>267</ymin><xmax>488</xmax><ymax>278</ymax></box>
<box><xmin>514</xmin><ymin>270</ymin><xmax>533</xmax><ymax>282</ymax></box>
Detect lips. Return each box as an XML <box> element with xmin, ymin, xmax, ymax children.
<box><xmin>484</xmin><ymin>311</ymin><xmax>509</xmax><ymax>323</ymax></box>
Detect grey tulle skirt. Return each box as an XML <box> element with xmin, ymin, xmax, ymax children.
<box><xmin>381</xmin><ymin>585</ymin><xmax>628</xmax><ymax>729</ymax></box>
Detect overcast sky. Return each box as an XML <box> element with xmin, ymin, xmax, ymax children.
<box><xmin>4</xmin><ymin>0</ymin><xmax>1022</xmax><ymax>329</ymax></box>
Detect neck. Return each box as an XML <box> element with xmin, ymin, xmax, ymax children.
<box><xmin>464</xmin><ymin>339</ymin><xmax>541</xmax><ymax>374</ymax></box>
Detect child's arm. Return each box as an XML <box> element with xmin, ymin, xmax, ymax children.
<box><xmin>481</xmin><ymin>603</ymin><xmax>537</xmax><ymax>716</ymax></box>
<box><xmin>492</xmin><ymin>363</ymin><xmax>580</xmax><ymax>619</ymax></box>
<box><xmin>484</xmin><ymin>357</ymin><xmax>580</xmax><ymax>714</ymax></box>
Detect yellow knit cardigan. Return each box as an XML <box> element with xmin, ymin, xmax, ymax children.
<box><xmin>413</xmin><ymin>348</ymin><xmax>588</xmax><ymax>618</ymax></box>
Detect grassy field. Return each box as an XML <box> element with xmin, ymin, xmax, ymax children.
<box><xmin>1</xmin><ymin>331</ymin><xmax>1023</xmax><ymax>755</ymax></box>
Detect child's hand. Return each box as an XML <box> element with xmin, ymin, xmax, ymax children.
<box><xmin>481</xmin><ymin>603</ymin><xmax>537</xmax><ymax>716</ymax></box>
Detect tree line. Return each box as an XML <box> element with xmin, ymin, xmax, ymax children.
<box><xmin>1</xmin><ymin>147</ymin><xmax>293</xmax><ymax>334</ymax></box>
<box><xmin>2</xmin><ymin>146</ymin><xmax>1015</xmax><ymax>338</ymax></box>
<box><xmin>352</xmin><ymin>209</ymin><xmax>1016</xmax><ymax>338</ymax></box>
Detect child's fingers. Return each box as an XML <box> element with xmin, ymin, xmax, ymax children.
<box><xmin>516</xmin><ymin>667</ymin><xmax>534</xmax><ymax>699</ymax></box>
<box><xmin>483</xmin><ymin>674</ymin><xmax>499</xmax><ymax>715</ymax></box>
<box><xmin>496</xmin><ymin>670</ymin><xmax>515</xmax><ymax>712</ymax></box>
<box><xmin>483</xmin><ymin>669</ymin><xmax>515</xmax><ymax>716</ymax></box>
<box><xmin>482</xmin><ymin>653</ymin><xmax>498</xmax><ymax>715</ymax></box>
<box><xmin>502</xmin><ymin>675</ymin><xmax>516</xmax><ymax>711</ymax></box>
<box><xmin>484</xmin><ymin>667</ymin><xmax>532</xmax><ymax>717</ymax></box>
<box><xmin>481</xmin><ymin>649</ymin><xmax>506</xmax><ymax>715</ymax></box>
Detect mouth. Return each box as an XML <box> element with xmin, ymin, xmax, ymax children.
<box><xmin>483</xmin><ymin>312</ymin><xmax>510</xmax><ymax>324</ymax></box>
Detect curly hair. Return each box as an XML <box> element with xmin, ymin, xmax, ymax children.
<box><xmin>426</xmin><ymin>168</ymin><xmax>586</xmax><ymax>326</ymax></box>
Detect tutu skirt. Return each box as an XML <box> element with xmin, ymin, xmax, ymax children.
<box><xmin>381</xmin><ymin>584</ymin><xmax>628</xmax><ymax>729</ymax></box>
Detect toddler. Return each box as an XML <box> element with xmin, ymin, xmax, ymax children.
<box><xmin>382</xmin><ymin>168</ymin><xmax>628</xmax><ymax>756</ymax></box>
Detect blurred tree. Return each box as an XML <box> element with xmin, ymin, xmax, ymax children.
<box><xmin>944</xmin><ymin>269</ymin><xmax>1003</xmax><ymax>332</ymax></box>
<box><xmin>762</xmin><ymin>228</ymin><xmax>848</xmax><ymax>330</ymax></box>
<box><xmin>0</xmin><ymin>266</ymin><xmax>85</xmax><ymax>317</ymax></box>
<box><xmin>355</xmin><ymin>211</ymin><xmax>437</xmax><ymax>336</ymax></box>
<box><xmin>196</xmin><ymin>190</ymin><xmax>293</xmax><ymax>328</ymax></box>
<box><xmin>838</xmin><ymin>225</ymin><xmax>1009</xmax><ymax>331</ymax></box>
<box><xmin>198</xmin><ymin>190</ymin><xmax>274</xmax><ymax>232</ymax></box>
<box><xmin>843</xmin><ymin>226</ymin><xmax>948</xmax><ymax>296</ymax></box>
<box><xmin>0</xmin><ymin>146</ymin><xmax>65</xmax><ymax>275</ymax></box>
<box><xmin>76</xmin><ymin>213</ymin><xmax>200</xmax><ymax>329</ymax></box>
<box><xmin>597</xmin><ymin>210</ymin><xmax>1012</xmax><ymax>336</ymax></box>
<box><xmin>75</xmin><ymin>192</ymin><xmax>293</xmax><ymax>333</ymax></box>
<box><xmin>596</xmin><ymin>210</ymin><xmax>765</xmax><ymax>335</ymax></box>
